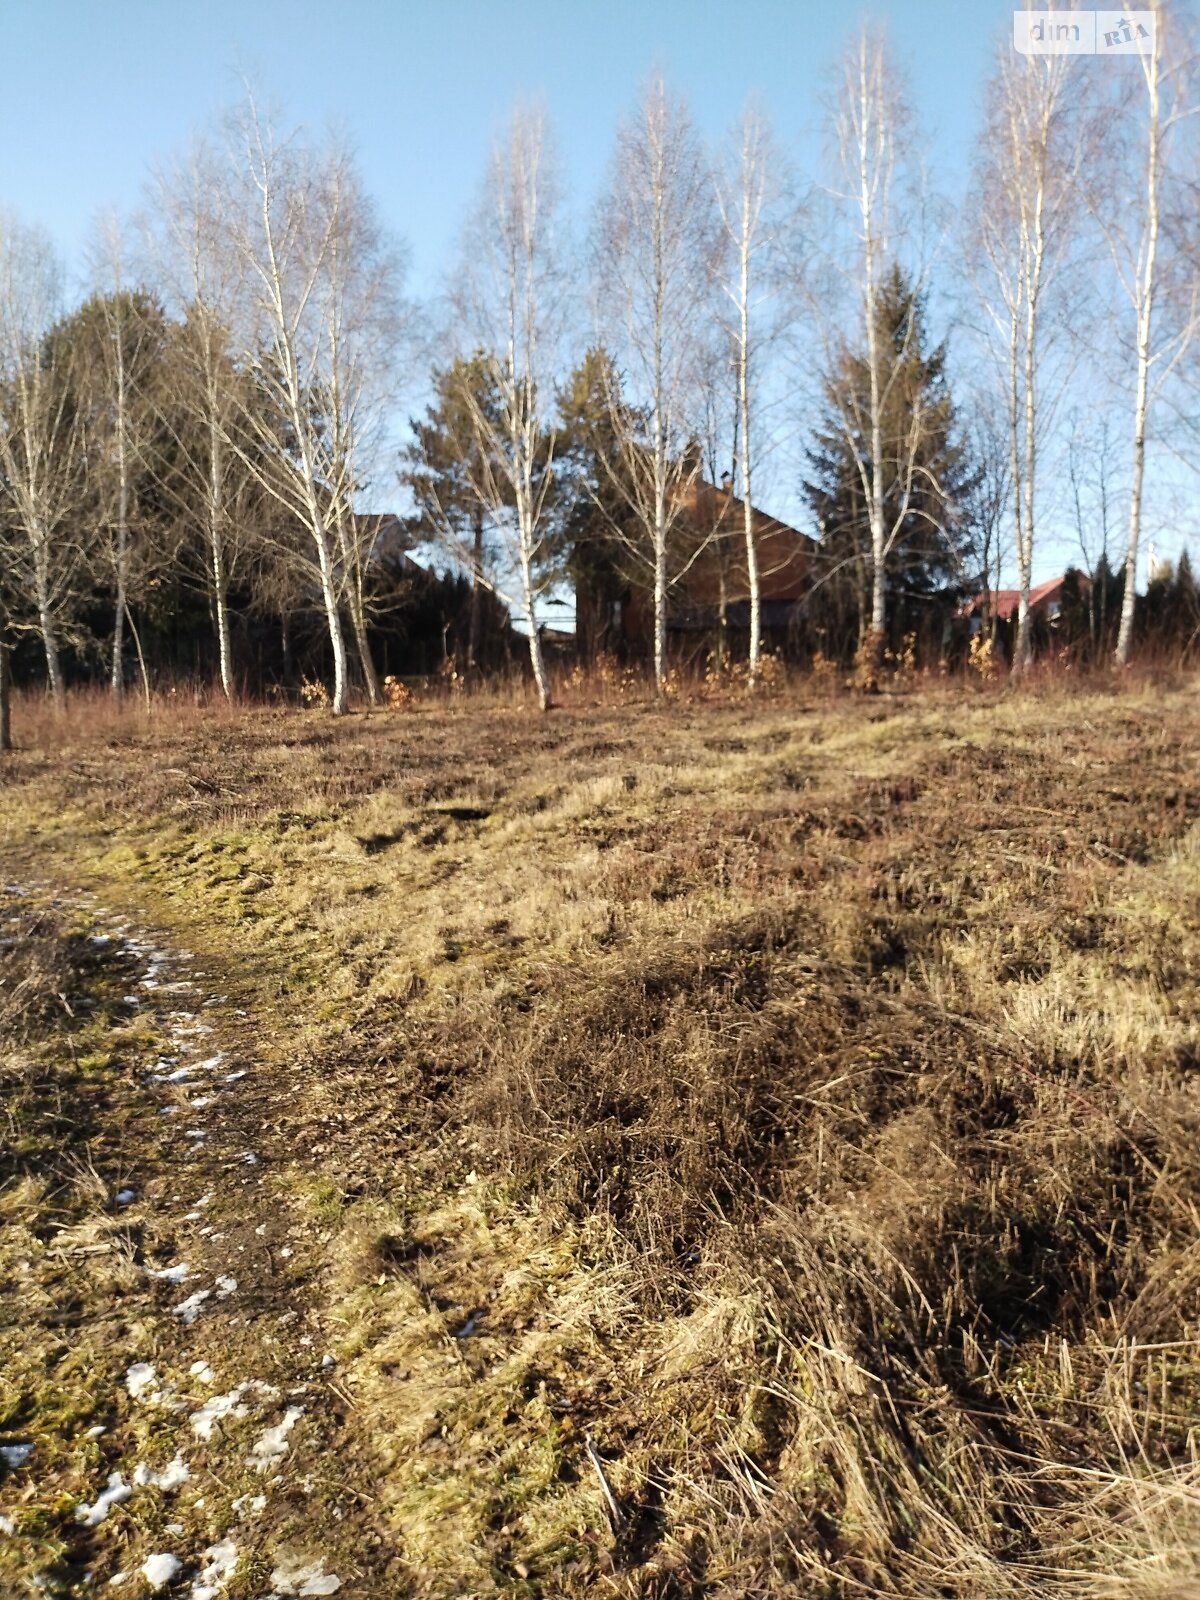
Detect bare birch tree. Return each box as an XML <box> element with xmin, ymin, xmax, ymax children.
<box><xmin>317</xmin><ymin>188</ymin><xmax>408</xmax><ymax>707</ymax></box>
<box><xmin>713</xmin><ymin>101</ymin><xmax>793</xmax><ymax>686</ymax></box>
<box><xmin>429</xmin><ymin>104</ymin><xmax>566</xmax><ymax>712</ymax></box>
<box><xmin>971</xmin><ymin>39</ymin><xmax>1083</xmax><ymax>671</ymax></box>
<box><xmin>81</xmin><ymin>215</ymin><xmax>169</xmax><ymax>701</ymax></box>
<box><xmin>0</xmin><ymin>214</ymin><xmax>84</xmax><ymax>705</ymax></box>
<box><xmin>593</xmin><ymin>78</ymin><xmax>717</xmax><ymax>693</ymax></box>
<box><xmin>816</xmin><ymin>25</ymin><xmax>928</xmax><ymax>662</ymax></box>
<box><xmin>1086</xmin><ymin>1</ymin><xmax>1199</xmax><ymax>664</ymax></box>
<box><xmin>217</xmin><ymin>94</ymin><xmax>403</xmax><ymax>715</ymax></box>
<box><xmin>147</xmin><ymin>140</ymin><xmax>261</xmax><ymax>699</ymax></box>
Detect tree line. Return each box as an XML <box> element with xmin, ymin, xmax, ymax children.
<box><xmin>1</xmin><ymin>7</ymin><xmax>1198</xmax><ymax>737</ymax></box>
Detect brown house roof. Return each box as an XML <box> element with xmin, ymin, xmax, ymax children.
<box><xmin>672</xmin><ymin>479</ymin><xmax>817</xmax><ymax>607</ymax></box>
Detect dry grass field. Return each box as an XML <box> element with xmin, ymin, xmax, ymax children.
<box><xmin>2</xmin><ymin>676</ymin><xmax>1199</xmax><ymax>1598</ymax></box>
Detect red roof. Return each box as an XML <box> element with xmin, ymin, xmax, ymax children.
<box><xmin>961</xmin><ymin>574</ymin><xmax>1082</xmax><ymax>622</ymax></box>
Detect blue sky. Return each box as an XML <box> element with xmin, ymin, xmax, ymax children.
<box><xmin>3</xmin><ymin>0</ymin><xmax>1189</xmax><ymax>591</ymax></box>
<box><xmin>2</xmin><ymin>0</ymin><xmax>1003</xmax><ymax>295</ymax></box>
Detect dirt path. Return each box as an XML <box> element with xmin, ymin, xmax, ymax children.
<box><xmin>1</xmin><ymin>887</ymin><xmax>388</xmax><ymax>1598</ymax></box>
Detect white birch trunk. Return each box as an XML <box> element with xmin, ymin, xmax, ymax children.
<box><xmin>34</xmin><ymin>541</ymin><xmax>65</xmax><ymax>704</ymax></box>
<box><xmin>1115</xmin><ymin>43</ymin><xmax>1162</xmax><ymax>667</ymax></box>
<box><xmin>110</xmin><ymin>312</ymin><xmax>131</xmax><ymax>699</ymax></box>
<box><xmin>737</xmin><ymin>188</ymin><xmax>761</xmax><ymax>686</ymax></box>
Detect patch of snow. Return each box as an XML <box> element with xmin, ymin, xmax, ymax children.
<box><xmin>224</xmin><ymin>1071</ymin><xmax>248</xmax><ymax>1084</ymax></box>
<box><xmin>133</xmin><ymin>1455</ymin><xmax>191</xmax><ymax>1492</ymax></box>
<box><xmin>193</xmin><ymin>1054</ymin><xmax>225</xmax><ymax>1072</ymax></box>
<box><xmin>164</xmin><ymin>1521</ymin><xmax>184</xmax><ymax>1535</ymax></box>
<box><xmin>188</xmin><ymin>1380</ymin><xmax>274</xmax><ymax>1440</ymax></box>
<box><xmin>190</xmin><ymin>1387</ymin><xmax>250</xmax><ymax>1440</ymax></box>
<box><xmin>189</xmin><ymin>1537</ymin><xmax>238</xmax><ymax>1600</ymax></box>
<box><xmin>172</xmin><ymin>1289</ymin><xmax>212</xmax><ymax>1324</ymax></box>
<box><xmin>246</xmin><ymin>1406</ymin><xmax>303</xmax><ymax>1473</ymax></box>
<box><xmin>240</xmin><ymin>1152</ymin><xmax>259</xmax><ymax>1165</ymax></box>
<box><xmin>147</xmin><ymin>1262</ymin><xmax>190</xmax><ymax>1283</ymax></box>
<box><xmin>231</xmin><ymin>1492</ymin><xmax>266</xmax><ymax>1517</ymax></box>
<box><xmin>108</xmin><ymin>1573</ymin><xmax>128</xmax><ymax>1587</ymax></box>
<box><xmin>115</xmin><ymin>1188</ymin><xmax>136</xmax><ymax>1206</ymax></box>
<box><xmin>85</xmin><ymin>1424</ymin><xmax>106</xmax><ymax>1439</ymax></box>
<box><xmin>216</xmin><ymin>1275</ymin><xmax>238</xmax><ymax>1297</ymax></box>
<box><xmin>280</xmin><ymin>1247</ymin><xmax>293</xmax><ymax>1259</ymax></box>
<box><xmin>75</xmin><ymin>1471</ymin><xmax>132</xmax><ymax>1525</ymax></box>
<box><xmin>126</xmin><ymin>1362</ymin><xmax>158</xmax><ymax>1401</ymax></box>
<box><xmin>89</xmin><ymin>934</ymin><xmax>112</xmax><ymax>948</ymax></box>
<box><xmin>269</xmin><ymin>1554</ymin><xmax>341</xmax><ymax>1596</ymax></box>
<box><xmin>0</xmin><ymin>1513</ymin><xmax>15</xmax><ymax>1533</ymax></box>
<box><xmin>141</xmin><ymin>1553</ymin><xmax>182</xmax><ymax>1591</ymax></box>
<box><xmin>0</xmin><ymin>1443</ymin><xmax>33</xmax><ymax>1468</ymax></box>
<box><xmin>189</xmin><ymin>1361</ymin><xmax>215</xmax><ymax>1384</ymax></box>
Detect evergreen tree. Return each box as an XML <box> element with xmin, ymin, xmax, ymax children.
<box><xmin>555</xmin><ymin>348</ymin><xmax>643</xmax><ymax>662</ymax></box>
<box><xmin>802</xmin><ymin>264</ymin><xmax>977</xmax><ymax>659</ymax></box>
<box><xmin>402</xmin><ymin>355</ymin><xmax>508</xmax><ymax>673</ymax></box>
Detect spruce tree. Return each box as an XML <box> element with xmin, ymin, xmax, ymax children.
<box><xmin>802</xmin><ymin>264</ymin><xmax>976</xmax><ymax>658</ymax></box>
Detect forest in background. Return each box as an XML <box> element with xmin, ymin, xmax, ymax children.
<box><xmin>1</xmin><ymin>6</ymin><xmax>1199</xmax><ymax>740</ymax></box>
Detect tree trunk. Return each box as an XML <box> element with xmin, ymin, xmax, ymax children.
<box><xmin>862</xmin><ymin>148</ymin><xmax>886</xmax><ymax>666</ymax></box>
<box><xmin>111</xmin><ymin>523</ymin><xmax>127</xmax><ymax>700</ymax></box>
<box><xmin>653</xmin><ymin>523</ymin><xmax>668</xmax><ymax>694</ymax></box>
<box><xmin>1013</xmin><ymin>309</ymin><xmax>1039</xmax><ymax>674</ymax></box>
<box><xmin>468</xmin><ymin>504</ymin><xmax>483</xmax><ymax>673</ymax></box>
<box><xmin>111</xmin><ymin>366</ymin><xmax>131</xmax><ymax>699</ymax></box>
<box><xmin>1115</xmin><ymin>58</ymin><xmax>1160</xmax><ymax>667</ymax></box>
<box><xmin>34</xmin><ymin>563</ymin><xmax>65</xmax><ymax>707</ymax></box>
<box><xmin>350</xmin><ymin>594</ymin><xmax>380</xmax><ymax>707</ymax></box>
<box><xmin>213</xmin><ymin>540</ymin><xmax>234</xmax><ymax>700</ymax></box>
<box><xmin>737</xmin><ymin>203</ymin><xmax>762</xmax><ymax>689</ymax></box>
<box><xmin>0</xmin><ymin>597</ymin><xmax>11</xmax><ymax>753</ymax></box>
<box><xmin>111</xmin><ymin>589</ymin><xmax>126</xmax><ymax>696</ymax></box>
<box><xmin>315</xmin><ymin>531</ymin><xmax>351</xmax><ymax>716</ymax></box>
<box><xmin>519</xmin><ymin>539</ymin><xmax>551</xmax><ymax>712</ymax></box>
<box><xmin>209</xmin><ymin>413</ymin><xmax>234</xmax><ymax>700</ymax></box>
<box><xmin>745</xmin><ymin>511</ymin><xmax>762</xmax><ymax>684</ymax></box>
<box><xmin>126</xmin><ymin>603</ymin><xmax>151</xmax><ymax>711</ymax></box>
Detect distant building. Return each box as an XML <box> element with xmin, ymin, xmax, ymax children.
<box><xmin>581</xmin><ymin>477</ymin><xmax>818</xmax><ymax>660</ymax></box>
<box><xmin>960</xmin><ymin>573</ymin><xmax>1087</xmax><ymax>632</ymax></box>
